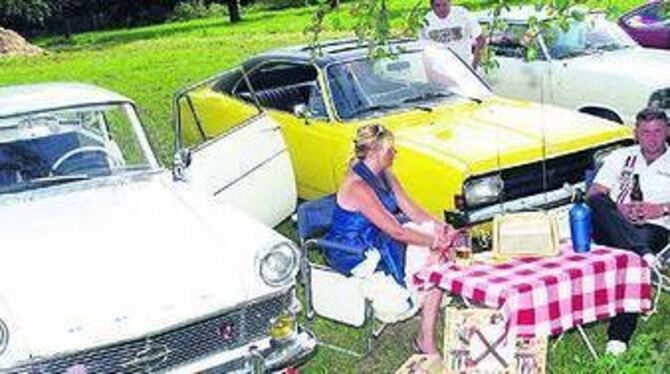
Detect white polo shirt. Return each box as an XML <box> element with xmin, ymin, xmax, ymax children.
<box><xmin>593</xmin><ymin>145</ymin><xmax>670</xmax><ymax>229</ymax></box>
<box><xmin>421</xmin><ymin>7</ymin><xmax>482</xmax><ymax>65</ymax></box>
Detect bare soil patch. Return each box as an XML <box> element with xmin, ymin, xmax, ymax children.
<box><xmin>0</xmin><ymin>27</ymin><xmax>43</xmax><ymax>56</ymax></box>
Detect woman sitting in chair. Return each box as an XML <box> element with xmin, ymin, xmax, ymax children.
<box><xmin>324</xmin><ymin>123</ymin><xmax>457</xmax><ymax>354</ymax></box>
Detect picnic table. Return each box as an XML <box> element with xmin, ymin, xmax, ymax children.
<box><xmin>413</xmin><ymin>245</ymin><xmax>652</xmax><ymax>339</ymax></box>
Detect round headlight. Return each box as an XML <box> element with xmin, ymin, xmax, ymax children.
<box><xmin>464</xmin><ymin>175</ymin><xmax>504</xmax><ymax>207</ymax></box>
<box><xmin>649</xmin><ymin>88</ymin><xmax>670</xmax><ymax>109</ymax></box>
<box><xmin>0</xmin><ymin>319</ymin><xmax>9</xmax><ymax>356</ymax></box>
<box><xmin>256</xmin><ymin>242</ymin><xmax>299</xmax><ymax>287</ymax></box>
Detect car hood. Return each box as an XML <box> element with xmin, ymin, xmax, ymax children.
<box><xmin>0</xmin><ymin>174</ymin><xmax>285</xmax><ymax>358</ymax></box>
<box><xmin>566</xmin><ymin>47</ymin><xmax>670</xmax><ymax>88</ymax></box>
<box><xmin>385</xmin><ymin>97</ymin><xmax>631</xmax><ymax>175</ymax></box>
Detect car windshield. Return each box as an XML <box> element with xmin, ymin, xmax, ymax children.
<box><xmin>0</xmin><ymin>103</ymin><xmax>155</xmax><ymax>195</ymax></box>
<box><xmin>325</xmin><ymin>45</ymin><xmax>491</xmax><ymax>120</ymax></box>
<box><xmin>626</xmin><ymin>2</ymin><xmax>670</xmax><ymax>27</ymax></box>
<box><xmin>546</xmin><ymin>14</ymin><xmax>638</xmax><ymax>59</ymax></box>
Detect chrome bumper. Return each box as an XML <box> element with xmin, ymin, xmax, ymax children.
<box><xmin>464</xmin><ymin>182</ymin><xmax>584</xmax><ymax>224</ymax></box>
<box><xmin>203</xmin><ymin>326</ymin><xmax>317</xmax><ymax>373</ymax></box>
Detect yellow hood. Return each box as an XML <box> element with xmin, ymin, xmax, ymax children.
<box><xmin>382</xmin><ymin>97</ymin><xmax>632</xmax><ymax>176</ymax></box>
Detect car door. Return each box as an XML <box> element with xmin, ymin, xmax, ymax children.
<box><xmin>484</xmin><ymin>24</ymin><xmax>552</xmax><ymax>103</ymax></box>
<box><xmin>236</xmin><ymin>61</ymin><xmax>351</xmax><ymax>200</ymax></box>
<box><xmin>175</xmin><ymin>69</ymin><xmax>297</xmax><ymax>227</ymax></box>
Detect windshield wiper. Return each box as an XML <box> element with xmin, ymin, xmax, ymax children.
<box><xmin>31</xmin><ymin>174</ymin><xmax>90</xmax><ymax>184</ymax></box>
<box><xmin>401</xmin><ymin>91</ymin><xmax>453</xmax><ymax>105</ymax></box>
<box><xmin>595</xmin><ymin>43</ymin><xmax>630</xmax><ymax>51</ymax></box>
<box><xmin>0</xmin><ymin>174</ymin><xmax>90</xmax><ymax>195</ymax></box>
<box><xmin>349</xmin><ymin>103</ymin><xmax>401</xmax><ymax>118</ymax></box>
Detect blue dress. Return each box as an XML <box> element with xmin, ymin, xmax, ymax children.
<box><xmin>324</xmin><ymin>162</ymin><xmax>408</xmax><ymax>286</ymax></box>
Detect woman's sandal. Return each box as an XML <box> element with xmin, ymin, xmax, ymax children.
<box><xmin>412</xmin><ymin>339</ymin><xmax>425</xmax><ymax>354</ymax></box>
<box><xmin>413</xmin><ymin>338</ymin><xmax>440</xmax><ymax>356</ymax></box>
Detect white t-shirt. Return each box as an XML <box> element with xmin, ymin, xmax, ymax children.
<box><xmin>421</xmin><ymin>6</ymin><xmax>482</xmax><ymax>65</ymax></box>
<box><xmin>593</xmin><ymin>145</ymin><xmax>670</xmax><ymax>229</ymax></box>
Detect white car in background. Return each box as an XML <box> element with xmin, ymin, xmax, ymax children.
<box><xmin>478</xmin><ymin>6</ymin><xmax>670</xmax><ymax>125</ymax></box>
<box><xmin>0</xmin><ymin>83</ymin><xmax>315</xmax><ymax>373</ymax></box>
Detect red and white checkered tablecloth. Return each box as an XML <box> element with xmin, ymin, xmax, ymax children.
<box><xmin>412</xmin><ymin>245</ymin><xmax>652</xmax><ymax>337</ymax></box>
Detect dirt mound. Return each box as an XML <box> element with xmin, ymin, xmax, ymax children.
<box><xmin>0</xmin><ymin>27</ymin><xmax>43</xmax><ymax>56</ymax></box>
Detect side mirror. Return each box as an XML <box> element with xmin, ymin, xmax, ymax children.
<box><xmin>293</xmin><ymin>104</ymin><xmax>313</xmax><ymax>125</ymax></box>
<box><xmin>294</xmin><ymin>104</ymin><xmax>310</xmax><ymax>118</ymax></box>
<box><xmin>172</xmin><ymin>148</ymin><xmax>192</xmax><ymax>181</ymax></box>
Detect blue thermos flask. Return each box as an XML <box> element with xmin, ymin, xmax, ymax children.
<box><xmin>569</xmin><ymin>188</ymin><xmax>592</xmax><ymax>253</ymax></box>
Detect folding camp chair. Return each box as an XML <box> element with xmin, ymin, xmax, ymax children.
<box><xmin>297</xmin><ymin>195</ymin><xmax>418</xmax><ymax>356</ymax></box>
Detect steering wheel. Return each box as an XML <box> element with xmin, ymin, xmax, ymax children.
<box><xmin>51</xmin><ymin>146</ymin><xmax>123</xmax><ymax>175</ymax></box>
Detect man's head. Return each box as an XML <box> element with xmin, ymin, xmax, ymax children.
<box><xmin>635</xmin><ymin>107</ymin><xmax>668</xmax><ymax>158</ymax></box>
<box><xmin>431</xmin><ymin>0</ymin><xmax>451</xmax><ymax>19</ymax></box>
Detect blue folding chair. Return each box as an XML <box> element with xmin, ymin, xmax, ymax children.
<box><xmin>297</xmin><ymin>195</ymin><xmax>370</xmax><ymax>326</ymax></box>
<box><xmin>297</xmin><ymin>195</ymin><xmax>419</xmax><ymax>357</ymax></box>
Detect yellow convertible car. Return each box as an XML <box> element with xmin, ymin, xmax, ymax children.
<box><xmin>175</xmin><ymin>39</ymin><xmax>631</xmax><ymax>232</ymax></box>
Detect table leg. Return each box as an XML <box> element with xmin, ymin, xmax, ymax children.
<box><xmin>576</xmin><ymin>325</ymin><xmax>599</xmax><ymax>360</ymax></box>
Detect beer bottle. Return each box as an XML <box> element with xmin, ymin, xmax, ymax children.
<box><xmin>630</xmin><ymin>174</ymin><xmax>643</xmax><ymax>202</ymax></box>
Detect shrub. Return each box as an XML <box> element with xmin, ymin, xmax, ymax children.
<box><xmin>169</xmin><ymin>1</ymin><xmax>227</xmax><ymax>22</ymax></box>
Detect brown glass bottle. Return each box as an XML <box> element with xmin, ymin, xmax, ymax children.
<box><xmin>630</xmin><ymin>174</ymin><xmax>643</xmax><ymax>202</ymax></box>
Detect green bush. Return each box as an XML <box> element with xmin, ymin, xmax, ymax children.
<box><xmin>169</xmin><ymin>1</ymin><xmax>227</xmax><ymax>22</ymax></box>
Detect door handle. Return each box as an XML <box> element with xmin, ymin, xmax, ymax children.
<box><xmin>260</xmin><ymin>126</ymin><xmax>281</xmax><ymax>133</ymax></box>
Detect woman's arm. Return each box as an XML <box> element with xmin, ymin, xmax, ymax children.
<box><xmin>346</xmin><ymin>179</ymin><xmax>436</xmax><ymax>248</ymax></box>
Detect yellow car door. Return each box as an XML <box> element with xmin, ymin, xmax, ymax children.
<box><xmin>273</xmin><ymin>110</ymin><xmax>353</xmax><ymax>199</ymax></box>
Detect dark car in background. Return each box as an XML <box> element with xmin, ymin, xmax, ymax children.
<box><xmin>619</xmin><ymin>1</ymin><xmax>670</xmax><ymax>49</ymax></box>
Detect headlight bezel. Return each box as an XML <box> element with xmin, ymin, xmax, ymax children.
<box><xmin>463</xmin><ymin>174</ymin><xmax>504</xmax><ymax>209</ymax></box>
<box><xmin>649</xmin><ymin>88</ymin><xmax>670</xmax><ymax>109</ymax></box>
<box><xmin>0</xmin><ymin>318</ymin><xmax>8</xmax><ymax>356</ymax></box>
<box><xmin>255</xmin><ymin>241</ymin><xmax>300</xmax><ymax>288</ymax></box>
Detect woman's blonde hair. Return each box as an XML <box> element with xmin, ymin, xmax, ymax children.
<box><xmin>353</xmin><ymin>123</ymin><xmax>394</xmax><ymax>161</ymax></box>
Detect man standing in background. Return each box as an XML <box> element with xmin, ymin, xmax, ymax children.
<box><xmin>421</xmin><ymin>0</ymin><xmax>485</xmax><ymax>68</ymax></box>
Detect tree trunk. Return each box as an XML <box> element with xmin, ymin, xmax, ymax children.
<box><xmin>330</xmin><ymin>0</ymin><xmax>339</xmax><ymax>8</ymax></box>
<box><xmin>227</xmin><ymin>0</ymin><xmax>241</xmax><ymax>23</ymax></box>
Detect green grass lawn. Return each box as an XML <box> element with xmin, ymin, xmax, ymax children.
<box><xmin>2</xmin><ymin>0</ymin><xmax>669</xmax><ymax>372</ymax></box>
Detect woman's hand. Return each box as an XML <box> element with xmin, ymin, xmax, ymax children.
<box><xmin>619</xmin><ymin>202</ymin><xmax>665</xmax><ymax>223</ymax></box>
<box><xmin>431</xmin><ymin>222</ymin><xmax>459</xmax><ymax>260</ymax></box>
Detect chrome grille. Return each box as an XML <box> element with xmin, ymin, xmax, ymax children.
<box><xmin>466</xmin><ymin>141</ymin><xmax>630</xmax><ymax>209</ymax></box>
<box><xmin>10</xmin><ymin>291</ymin><xmax>292</xmax><ymax>373</ymax></box>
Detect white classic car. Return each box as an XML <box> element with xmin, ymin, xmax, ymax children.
<box><xmin>0</xmin><ymin>83</ymin><xmax>315</xmax><ymax>373</ymax></box>
<box><xmin>478</xmin><ymin>6</ymin><xmax>670</xmax><ymax>125</ymax></box>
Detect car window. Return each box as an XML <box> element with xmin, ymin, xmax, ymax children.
<box><xmin>326</xmin><ymin>45</ymin><xmax>491</xmax><ymax>120</ymax></box>
<box><xmin>546</xmin><ymin>15</ymin><xmax>637</xmax><ymax>59</ymax></box>
<box><xmin>625</xmin><ymin>3</ymin><xmax>670</xmax><ymax>27</ymax></box>
<box><xmin>486</xmin><ymin>24</ymin><xmax>542</xmax><ymax>60</ymax></box>
<box><xmin>0</xmin><ymin>104</ymin><xmax>153</xmax><ymax>194</ymax></box>
<box><xmin>179</xmin><ymin>70</ymin><xmax>261</xmax><ymax>148</ymax></box>
<box><xmin>235</xmin><ymin>62</ymin><xmax>327</xmax><ymax>118</ymax></box>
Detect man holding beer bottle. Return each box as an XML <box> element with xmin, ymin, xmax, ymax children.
<box><xmin>587</xmin><ymin>107</ymin><xmax>670</xmax><ymax>355</ymax></box>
